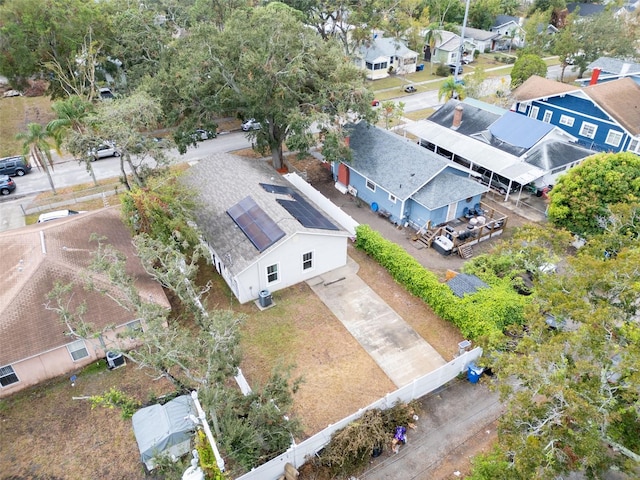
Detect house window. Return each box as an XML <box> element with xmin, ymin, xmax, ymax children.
<box><xmin>388</xmin><ymin>194</ymin><xmax>397</xmax><ymax>203</ymax></box>
<box><xmin>559</xmin><ymin>114</ymin><xmax>574</xmax><ymax>127</ymax></box>
<box><xmin>366</xmin><ymin>179</ymin><xmax>376</xmax><ymax>192</ymax></box>
<box><xmin>517</xmin><ymin>103</ymin><xmax>527</xmax><ymax>113</ymax></box>
<box><xmin>266</xmin><ymin>264</ymin><xmax>279</xmax><ymax>284</ymax></box>
<box><xmin>125</xmin><ymin>319</ymin><xmax>143</xmax><ymax>336</ymax></box>
<box><xmin>0</xmin><ymin>365</ymin><xmax>19</xmax><ymax>387</ymax></box>
<box><xmin>629</xmin><ymin>138</ymin><xmax>640</xmax><ymax>153</ymax></box>
<box><xmin>542</xmin><ymin>110</ymin><xmax>552</xmax><ymax>123</ymax></box>
<box><xmin>302</xmin><ymin>252</ymin><xmax>313</xmax><ymax>271</ymax></box>
<box><xmin>605</xmin><ymin>130</ymin><xmax>623</xmax><ymax>147</ymax></box>
<box><xmin>529</xmin><ymin>106</ymin><xmax>539</xmax><ymax>120</ymax></box>
<box><xmin>579</xmin><ymin>122</ymin><xmax>598</xmax><ymax>139</ymax></box>
<box><xmin>366</xmin><ymin>62</ymin><xmax>373</xmax><ymax>70</ymax></box>
<box><xmin>67</xmin><ymin>339</ymin><xmax>89</xmax><ymax>362</ymax></box>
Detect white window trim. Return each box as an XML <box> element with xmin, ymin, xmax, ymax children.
<box><xmin>517</xmin><ymin>102</ymin><xmax>528</xmax><ymax>113</ymax></box>
<box><xmin>629</xmin><ymin>138</ymin><xmax>640</xmax><ymax>153</ymax></box>
<box><xmin>559</xmin><ymin>114</ymin><xmax>574</xmax><ymax>127</ymax></box>
<box><xmin>266</xmin><ymin>263</ymin><xmax>280</xmax><ymax>285</ymax></box>
<box><xmin>529</xmin><ymin>106</ymin><xmax>539</xmax><ymax>120</ymax></box>
<box><xmin>605</xmin><ymin>130</ymin><xmax>623</xmax><ymax>147</ymax></box>
<box><xmin>302</xmin><ymin>251</ymin><xmax>314</xmax><ymax>271</ymax></box>
<box><xmin>0</xmin><ymin>365</ymin><xmax>19</xmax><ymax>387</ymax></box>
<box><xmin>388</xmin><ymin>193</ymin><xmax>397</xmax><ymax>203</ymax></box>
<box><xmin>542</xmin><ymin>110</ymin><xmax>552</xmax><ymax>123</ymax></box>
<box><xmin>579</xmin><ymin>121</ymin><xmax>598</xmax><ymax>139</ymax></box>
<box><xmin>67</xmin><ymin>339</ymin><xmax>89</xmax><ymax>362</ymax></box>
<box><xmin>365</xmin><ymin>179</ymin><xmax>376</xmax><ymax>192</ymax></box>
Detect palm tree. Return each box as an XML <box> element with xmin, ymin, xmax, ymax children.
<box><xmin>438</xmin><ymin>76</ymin><xmax>466</xmax><ymax>102</ymax></box>
<box><xmin>16</xmin><ymin>123</ymin><xmax>57</xmax><ymax>194</ymax></box>
<box><xmin>423</xmin><ymin>26</ymin><xmax>443</xmax><ymax>74</ymax></box>
<box><xmin>47</xmin><ymin>96</ymin><xmax>98</xmax><ymax>185</ymax></box>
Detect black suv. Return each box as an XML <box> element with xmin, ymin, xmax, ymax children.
<box><xmin>449</xmin><ymin>64</ymin><xmax>463</xmax><ymax>75</ymax></box>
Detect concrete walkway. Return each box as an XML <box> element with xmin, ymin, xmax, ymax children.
<box><xmin>307</xmin><ymin>257</ymin><xmax>446</xmax><ymax>388</ymax></box>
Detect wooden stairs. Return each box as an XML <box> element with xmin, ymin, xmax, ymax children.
<box><xmin>416</xmin><ymin>227</ymin><xmax>442</xmax><ymax>248</ymax></box>
<box><xmin>457</xmin><ymin>243</ymin><xmax>473</xmax><ymax>259</ymax></box>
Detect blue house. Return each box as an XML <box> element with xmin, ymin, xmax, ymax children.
<box><xmin>333</xmin><ymin>122</ymin><xmax>488</xmax><ymax>230</ymax></box>
<box><xmin>512</xmin><ymin>75</ymin><xmax>640</xmax><ymax>155</ymax></box>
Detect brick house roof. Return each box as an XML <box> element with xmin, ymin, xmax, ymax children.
<box><xmin>0</xmin><ymin>207</ymin><xmax>169</xmax><ymax>366</ymax></box>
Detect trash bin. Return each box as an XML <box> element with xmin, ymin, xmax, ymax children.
<box><xmin>416</xmin><ymin>63</ymin><xmax>425</xmax><ymax>71</ymax></box>
<box><xmin>467</xmin><ymin>362</ymin><xmax>484</xmax><ymax>384</ymax></box>
<box><xmin>259</xmin><ymin>289</ymin><xmax>272</xmax><ymax>307</ymax></box>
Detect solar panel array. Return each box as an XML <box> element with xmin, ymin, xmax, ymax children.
<box><xmin>277</xmin><ymin>193</ymin><xmax>339</xmax><ymax>230</ymax></box>
<box><xmin>227</xmin><ymin>196</ymin><xmax>285</xmax><ymax>252</ymax></box>
<box><xmin>260</xmin><ymin>183</ymin><xmax>293</xmax><ymax>195</ymax></box>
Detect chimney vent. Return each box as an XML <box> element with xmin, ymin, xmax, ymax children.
<box><xmin>589</xmin><ymin>68</ymin><xmax>601</xmax><ymax>86</ymax></box>
<box><xmin>452</xmin><ymin>104</ymin><xmax>464</xmax><ymax>129</ymax></box>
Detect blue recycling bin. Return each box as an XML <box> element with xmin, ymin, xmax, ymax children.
<box><xmin>416</xmin><ymin>63</ymin><xmax>425</xmax><ymax>71</ymax></box>
<box><xmin>467</xmin><ymin>362</ymin><xmax>484</xmax><ymax>384</ymax></box>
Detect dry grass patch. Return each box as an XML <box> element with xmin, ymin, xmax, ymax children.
<box><xmin>0</xmin><ymin>95</ymin><xmax>55</xmax><ymax>157</ymax></box>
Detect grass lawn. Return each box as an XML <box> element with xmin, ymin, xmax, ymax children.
<box><xmin>0</xmin><ymin>95</ymin><xmax>55</xmax><ymax>157</ymax></box>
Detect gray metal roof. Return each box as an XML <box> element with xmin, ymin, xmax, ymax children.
<box><xmin>183</xmin><ymin>153</ymin><xmax>349</xmax><ymax>277</ymax></box>
<box><xmin>447</xmin><ymin>273</ymin><xmax>489</xmax><ymax>298</ymax></box>
<box><xmin>428</xmin><ymin>99</ymin><xmax>502</xmax><ymax>135</ymax></box>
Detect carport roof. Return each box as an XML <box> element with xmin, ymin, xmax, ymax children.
<box><xmin>405</xmin><ymin>121</ymin><xmax>546</xmax><ymax>185</ymax></box>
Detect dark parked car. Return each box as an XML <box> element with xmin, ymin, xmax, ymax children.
<box><xmin>403</xmin><ymin>85</ymin><xmax>417</xmax><ymax>93</ymax></box>
<box><xmin>0</xmin><ymin>155</ymin><xmax>31</xmax><ymax>176</ymax></box>
<box><xmin>0</xmin><ymin>175</ymin><xmax>16</xmax><ymax>195</ymax></box>
<box><xmin>449</xmin><ymin>64</ymin><xmax>463</xmax><ymax>75</ymax></box>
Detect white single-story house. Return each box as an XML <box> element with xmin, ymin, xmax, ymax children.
<box><xmin>356</xmin><ymin>36</ymin><xmax>418</xmax><ymax>79</ymax></box>
<box><xmin>0</xmin><ymin>207</ymin><xmax>170</xmax><ymax>398</ymax></box>
<box><xmin>463</xmin><ymin>27</ymin><xmax>501</xmax><ymax>54</ymax></box>
<box><xmin>183</xmin><ymin>153</ymin><xmax>351</xmax><ymax>304</ymax></box>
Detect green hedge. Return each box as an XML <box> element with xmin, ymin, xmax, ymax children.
<box><xmin>355</xmin><ymin>225</ymin><xmax>514</xmax><ymax>344</ymax></box>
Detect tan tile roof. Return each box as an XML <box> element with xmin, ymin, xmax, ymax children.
<box><xmin>0</xmin><ymin>207</ymin><xmax>170</xmax><ymax>366</ymax></box>
<box><xmin>584</xmin><ymin>78</ymin><xmax>640</xmax><ymax>136</ymax></box>
<box><xmin>511</xmin><ymin>75</ymin><xmax>578</xmax><ymax>101</ymax></box>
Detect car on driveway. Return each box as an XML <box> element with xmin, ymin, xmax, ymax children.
<box><xmin>449</xmin><ymin>64</ymin><xmax>463</xmax><ymax>75</ymax></box>
<box><xmin>0</xmin><ymin>175</ymin><xmax>16</xmax><ymax>195</ymax></box>
<box><xmin>89</xmin><ymin>142</ymin><xmax>120</xmax><ymax>161</ymax></box>
<box><xmin>241</xmin><ymin>119</ymin><xmax>261</xmax><ymax>131</ymax></box>
<box><xmin>403</xmin><ymin>85</ymin><xmax>417</xmax><ymax>93</ymax></box>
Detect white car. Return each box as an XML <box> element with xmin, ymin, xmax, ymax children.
<box><xmin>89</xmin><ymin>143</ymin><xmax>120</xmax><ymax>161</ymax></box>
<box><xmin>37</xmin><ymin>209</ymin><xmax>86</xmax><ymax>223</ymax></box>
<box><xmin>241</xmin><ymin>119</ymin><xmax>261</xmax><ymax>131</ymax></box>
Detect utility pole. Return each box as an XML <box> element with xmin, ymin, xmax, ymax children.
<box><xmin>455</xmin><ymin>0</ymin><xmax>471</xmax><ymax>84</ymax></box>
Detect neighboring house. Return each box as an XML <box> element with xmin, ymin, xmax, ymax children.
<box><xmin>422</xmin><ymin>30</ymin><xmax>462</xmax><ymax>66</ymax></box>
<box><xmin>577</xmin><ymin>57</ymin><xmax>640</xmax><ymax>86</ymax></box>
<box><xmin>405</xmin><ymin>98</ymin><xmax>594</xmax><ymax>199</ymax></box>
<box><xmin>490</xmin><ymin>15</ymin><xmax>526</xmax><ymax>49</ymax></box>
<box><xmin>463</xmin><ymin>27</ymin><xmax>501</xmax><ymax>54</ymax></box>
<box><xmin>183</xmin><ymin>153</ymin><xmax>351</xmax><ymax>304</ymax></box>
<box><xmin>0</xmin><ymin>207</ymin><xmax>170</xmax><ymax>398</ymax></box>
<box><xmin>566</xmin><ymin>2</ymin><xmax>606</xmax><ymax>17</ymax></box>
<box><xmin>356</xmin><ymin>36</ymin><xmax>418</xmax><ymax>79</ymax></box>
<box><xmin>332</xmin><ymin>122</ymin><xmax>488</xmax><ymax>230</ymax></box>
<box><xmin>512</xmin><ymin>75</ymin><xmax>640</xmax><ymax>154</ymax></box>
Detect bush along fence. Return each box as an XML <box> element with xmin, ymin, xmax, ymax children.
<box><xmin>354</xmin><ymin>224</ymin><xmax>527</xmax><ymax>347</ymax></box>
<box><xmin>234</xmin><ymin>348</ymin><xmax>482</xmax><ymax>480</ymax></box>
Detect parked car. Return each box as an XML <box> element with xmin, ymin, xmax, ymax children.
<box><xmin>0</xmin><ymin>155</ymin><xmax>32</xmax><ymax>176</ymax></box>
<box><xmin>89</xmin><ymin>142</ymin><xmax>120</xmax><ymax>161</ymax></box>
<box><xmin>37</xmin><ymin>209</ymin><xmax>85</xmax><ymax>223</ymax></box>
<box><xmin>449</xmin><ymin>64</ymin><xmax>463</xmax><ymax>75</ymax></box>
<box><xmin>479</xmin><ymin>172</ymin><xmax>518</xmax><ymax>195</ymax></box>
<box><xmin>0</xmin><ymin>175</ymin><xmax>16</xmax><ymax>195</ymax></box>
<box><xmin>241</xmin><ymin>119</ymin><xmax>261</xmax><ymax>131</ymax></box>
<box><xmin>403</xmin><ymin>85</ymin><xmax>417</xmax><ymax>93</ymax></box>
<box><xmin>192</xmin><ymin>128</ymin><xmax>216</xmax><ymax>141</ymax></box>
<box><xmin>99</xmin><ymin>87</ymin><xmax>114</xmax><ymax>100</ymax></box>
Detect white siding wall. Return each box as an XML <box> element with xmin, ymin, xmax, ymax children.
<box><xmin>235</xmin><ymin>233</ymin><xmax>348</xmax><ymax>303</ymax></box>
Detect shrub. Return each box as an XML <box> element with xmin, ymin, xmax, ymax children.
<box><xmin>436</xmin><ymin>64</ymin><xmax>450</xmax><ymax>77</ymax></box>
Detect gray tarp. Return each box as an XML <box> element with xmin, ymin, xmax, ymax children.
<box><xmin>132</xmin><ymin>394</ymin><xmax>197</xmax><ymax>464</ymax></box>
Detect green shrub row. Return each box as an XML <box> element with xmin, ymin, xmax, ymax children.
<box><xmin>354</xmin><ymin>225</ymin><xmax>512</xmax><ymax>344</ymax></box>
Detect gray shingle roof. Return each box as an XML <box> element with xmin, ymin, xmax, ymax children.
<box><xmin>183</xmin><ymin>153</ymin><xmax>349</xmax><ymax>277</ymax></box>
<box><xmin>359</xmin><ymin>37</ymin><xmax>418</xmax><ymax>62</ymax></box>
<box><xmin>525</xmin><ymin>140</ymin><xmax>595</xmax><ymax>171</ymax></box>
<box><xmin>586</xmin><ymin>57</ymin><xmax>640</xmax><ymax>75</ymax></box>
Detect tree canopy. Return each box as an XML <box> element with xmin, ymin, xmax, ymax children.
<box><xmin>510</xmin><ymin>54</ymin><xmax>547</xmax><ymax>88</ymax></box>
<box><xmin>547</xmin><ymin>152</ymin><xmax>640</xmax><ymax>238</ymax></box>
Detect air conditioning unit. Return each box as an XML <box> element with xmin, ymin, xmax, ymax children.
<box><xmin>347</xmin><ymin>185</ymin><xmax>358</xmax><ymax>196</ymax></box>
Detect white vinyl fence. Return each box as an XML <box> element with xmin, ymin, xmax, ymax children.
<box><xmin>235</xmin><ymin>347</ymin><xmax>482</xmax><ymax>480</ymax></box>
